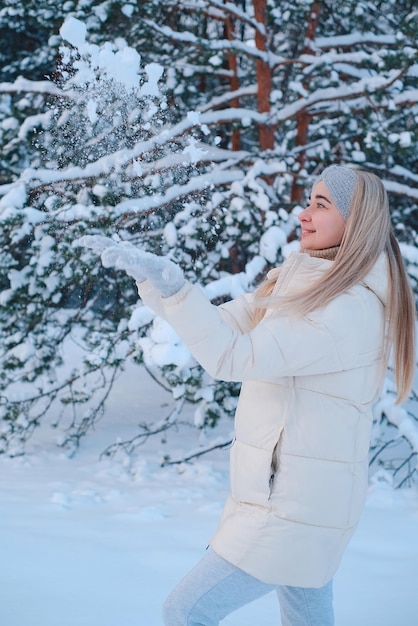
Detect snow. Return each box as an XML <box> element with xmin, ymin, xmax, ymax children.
<box><xmin>60</xmin><ymin>17</ymin><xmax>87</xmax><ymax>48</ymax></box>
<box><xmin>271</xmin><ymin>70</ymin><xmax>405</xmax><ymax>124</ymax></box>
<box><xmin>17</xmin><ymin>111</ymin><xmax>53</xmax><ymax>139</ymax></box>
<box><xmin>163</xmin><ymin>222</ymin><xmax>178</xmax><ymax>248</ymax></box>
<box><xmin>111</xmin><ymin>169</ymin><xmax>245</xmax><ymax>216</ymax></box>
<box><xmin>143</xmin><ymin>20</ymin><xmax>271</xmax><ymax>63</ymax></box>
<box><xmin>138</xmin><ymin>316</ymin><xmax>193</xmax><ymax>370</ymax></box>
<box><xmin>315</xmin><ymin>33</ymin><xmax>398</xmax><ymax>49</ymax></box>
<box><xmin>197</xmin><ymin>86</ymin><xmax>257</xmax><ymax>112</ymax></box>
<box><xmin>0</xmin><ymin>76</ymin><xmax>64</xmax><ymax>97</ymax></box>
<box><xmin>121</xmin><ymin>4</ymin><xmax>135</xmax><ymax>19</ymax></box>
<box><xmin>183</xmin><ymin>137</ymin><xmax>209</xmax><ymax>163</ymax></box>
<box><xmin>384</xmin><ymin>180</ymin><xmax>418</xmax><ymax>200</ymax></box>
<box><xmin>0</xmin><ymin>182</ymin><xmax>27</xmax><ymax>211</ymax></box>
<box><xmin>140</xmin><ymin>63</ymin><xmax>164</xmax><ymax>98</ymax></box>
<box><xmin>1</xmin><ymin>363</ymin><xmax>417</xmax><ymax>626</ymax></box>
<box><xmin>61</xmin><ymin>23</ymin><xmax>142</xmax><ymax>92</ymax></box>
<box><xmin>259</xmin><ymin>226</ymin><xmax>287</xmax><ymax>262</ymax></box>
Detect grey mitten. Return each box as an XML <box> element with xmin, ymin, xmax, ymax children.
<box><xmin>101</xmin><ymin>245</ymin><xmax>184</xmax><ymax>297</ymax></box>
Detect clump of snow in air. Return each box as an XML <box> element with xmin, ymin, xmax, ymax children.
<box><xmin>60</xmin><ymin>17</ymin><xmax>143</xmax><ymax>91</ymax></box>
<box><xmin>60</xmin><ymin>16</ymin><xmax>87</xmax><ymax>49</ymax></box>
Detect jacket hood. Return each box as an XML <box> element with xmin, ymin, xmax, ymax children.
<box><xmin>360</xmin><ymin>253</ymin><xmax>389</xmax><ymax>307</ymax></box>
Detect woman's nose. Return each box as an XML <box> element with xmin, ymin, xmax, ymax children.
<box><xmin>299</xmin><ymin>207</ymin><xmax>311</xmax><ymax>222</ymax></box>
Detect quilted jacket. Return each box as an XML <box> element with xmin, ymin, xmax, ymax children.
<box><xmin>137</xmin><ymin>251</ymin><xmax>388</xmax><ymax>587</ymax></box>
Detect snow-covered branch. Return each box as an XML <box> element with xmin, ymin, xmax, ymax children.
<box><xmin>372</xmin><ymin>392</ymin><xmax>418</xmax><ymax>488</ymax></box>
<box><xmin>52</xmin><ymin>169</ymin><xmax>246</xmax><ymax>219</ymax></box>
<box><xmin>0</xmin><ymin>106</ymin><xmax>261</xmax><ymax>201</ymax></box>
<box><xmin>271</xmin><ymin>69</ymin><xmax>409</xmax><ymax>124</ymax></box>
<box><xmin>197</xmin><ymin>85</ymin><xmax>258</xmax><ymax>112</ymax></box>
<box><xmin>383</xmin><ymin>180</ymin><xmax>418</xmax><ymax>201</ymax></box>
<box><xmin>314</xmin><ymin>32</ymin><xmax>398</xmax><ymax>50</ymax></box>
<box><xmin>207</xmin><ymin>0</ymin><xmax>264</xmax><ymax>33</ymax></box>
<box><xmin>0</xmin><ymin>76</ymin><xmax>67</xmax><ymax>97</ymax></box>
<box><xmin>143</xmin><ymin>19</ymin><xmax>274</xmax><ymax>63</ymax></box>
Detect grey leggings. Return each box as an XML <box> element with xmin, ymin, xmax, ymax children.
<box><xmin>163</xmin><ymin>549</ymin><xmax>334</xmax><ymax>626</ymax></box>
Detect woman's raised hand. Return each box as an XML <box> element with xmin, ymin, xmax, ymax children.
<box><xmin>75</xmin><ymin>235</ymin><xmax>184</xmax><ymax>297</ymax></box>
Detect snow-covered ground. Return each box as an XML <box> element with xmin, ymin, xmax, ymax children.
<box><xmin>1</xmin><ymin>365</ymin><xmax>418</xmax><ymax>626</ymax></box>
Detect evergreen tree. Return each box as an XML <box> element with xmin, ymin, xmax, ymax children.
<box><xmin>0</xmin><ymin>1</ymin><xmax>416</xmax><ymax>483</ymax></box>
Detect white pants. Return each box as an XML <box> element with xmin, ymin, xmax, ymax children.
<box><xmin>163</xmin><ymin>549</ymin><xmax>334</xmax><ymax>626</ymax></box>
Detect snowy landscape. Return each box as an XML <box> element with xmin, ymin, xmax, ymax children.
<box><xmin>1</xmin><ymin>6</ymin><xmax>418</xmax><ymax>626</ymax></box>
<box><xmin>1</xmin><ymin>362</ymin><xmax>418</xmax><ymax>626</ymax></box>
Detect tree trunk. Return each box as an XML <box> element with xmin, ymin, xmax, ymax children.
<box><xmin>291</xmin><ymin>1</ymin><xmax>321</xmax><ymax>203</ymax></box>
<box><xmin>224</xmin><ymin>5</ymin><xmax>241</xmax><ymax>151</ymax></box>
<box><xmin>253</xmin><ymin>0</ymin><xmax>274</xmax><ymax>150</ymax></box>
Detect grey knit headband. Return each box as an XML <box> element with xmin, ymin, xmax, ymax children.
<box><xmin>313</xmin><ymin>165</ymin><xmax>358</xmax><ymax>221</ymax></box>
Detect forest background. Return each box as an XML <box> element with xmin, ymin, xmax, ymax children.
<box><xmin>0</xmin><ymin>0</ymin><xmax>417</xmax><ymax>486</ymax></box>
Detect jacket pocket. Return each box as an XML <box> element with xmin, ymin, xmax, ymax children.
<box><xmin>231</xmin><ymin>429</ymin><xmax>284</xmax><ymax>507</ymax></box>
<box><xmin>268</xmin><ymin>441</ymin><xmax>279</xmax><ymax>500</ymax></box>
<box><xmin>268</xmin><ymin>427</ymin><xmax>284</xmax><ymax>500</ymax></box>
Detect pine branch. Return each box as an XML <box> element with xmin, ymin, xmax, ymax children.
<box><xmin>161</xmin><ymin>436</ymin><xmax>233</xmax><ymax>466</ymax></box>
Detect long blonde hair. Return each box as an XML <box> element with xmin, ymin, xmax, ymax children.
<box><xmin>253</xmin><ymin>170</ymin><xmax>416</xmax><ymax>403</ymax></box>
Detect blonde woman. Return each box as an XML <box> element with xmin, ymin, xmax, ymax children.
<box><xmin>79</xmin><ymin>165</ymin><xmax>416</xmax><ymax>626</ymax></box>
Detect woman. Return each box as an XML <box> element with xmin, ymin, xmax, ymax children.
<box><xmin>78</xmin><ymin>165</ymin><xmax>416</xmax><ymax>625</ymax></box>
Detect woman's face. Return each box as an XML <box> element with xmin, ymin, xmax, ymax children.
<box><xmin>298</xmin><ymin>180</ymin><xmax>346</xmax><ymax>249</ymax></box>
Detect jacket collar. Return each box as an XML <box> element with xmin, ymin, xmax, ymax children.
<box><xmin>267</xmin><ymin>251</ymin><xmax>388</xmax><ymax>306</ymax></box>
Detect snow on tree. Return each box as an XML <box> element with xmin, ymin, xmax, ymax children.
<box><xmin>0</xmin><ymin>1</ymin><xmax>417</xmax><ymax>485</ymax></box>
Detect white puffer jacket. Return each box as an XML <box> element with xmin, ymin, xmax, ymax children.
<box><xmin>138</xmin><ymin>251</ymin><xmax>388</xmax><ymax>588</ymax></box>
